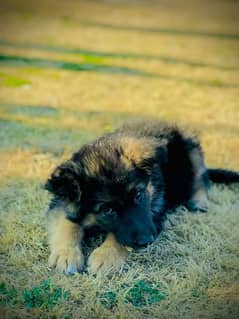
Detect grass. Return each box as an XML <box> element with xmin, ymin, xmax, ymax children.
<box><xmin>99</xmin><ymin>279</ymin><xmax>166</xmax><ymax>309</ymax></box>
<box><xmin>81</xmin><ymin>21</ymin><xmax>239</xmax><ymax>39</ymax></box>
<box><xmin>0</xmin><ymin>280</ymin><xmax>69</xmax><ymax>309</ymax></box>
<box><xmin>0</xmin><ymin>54</ymin><xmax>153</xmax><ymax>77</ymax></box>
<box><xmin>0</xmin><ymin>73</ymin><xmax>31</xmax><ymax>87</ymax></box>
<box><xmin>0</xmin><ymin>39</ymin><xmax>236</xmax><ymax>70</ymax></box>
<box><xmin>0</xmin><ymin>0</ymin><xmax>239</xmax><ymax>318</ymax></box>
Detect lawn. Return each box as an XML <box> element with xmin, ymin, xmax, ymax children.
<box><xmin>0</xmin><ymin>0</ymin><xmax>239</xmax><ymax>318</ymax></box>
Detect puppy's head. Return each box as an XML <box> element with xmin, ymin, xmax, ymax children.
<box><xmin>45</xmin><ymin>135</ymin><xmax>166</xmax><ymax>249</ymax></box>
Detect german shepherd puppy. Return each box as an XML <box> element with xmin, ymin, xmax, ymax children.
<box><xmin>45</xmin><ymin>120</ymin><xmax>239</xmax><ymax>275</ymax></box>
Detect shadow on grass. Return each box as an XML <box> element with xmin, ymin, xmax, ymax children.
<box><xmin>0</xmin><ymin>117</ymin><xmax>96</xmax><ymax>154</ymax></box>
<box><xmin>0</xmin><ymin>54</ymin><xmax>150</xmax><ymax>77</ymax></box>
<box><xmin>1</xmin><ymin>104</ymin><xmax>238</xmax><ymax>157</ymax></box>
<box><xmin>0</xmin><ymin>40</ymin><xmax>234</xmax><ymax>71</ymax></box>
<box><xmin>81</xmin><ymin>21</ymin><xmax>239</xmax><ymax>40</ymax></box>
<box><xmin>0</xmin><ymin>54</ymin><xmax>236</xmax><ymax>88</ymax></box>
<box><xmin>0</xmin><ymin>104</ymin><xmax>133</xmax><ymax>154</ymax></box>
<box><xmin>5</xmin><ymin>104</ymin><xmax>60</xmax><ymax>117</ymax></box>
<box><xmin>0</xmin><ymin>103</ymin><xmax>132</xmax><ymax>122</ymax></box>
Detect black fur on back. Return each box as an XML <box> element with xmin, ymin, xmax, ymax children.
<box><xmin>161</xmin><ymin>130</ymin><xmax>195</xmax><ymax>208</ymax></box>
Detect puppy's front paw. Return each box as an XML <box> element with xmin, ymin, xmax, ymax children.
<box><xmin>49</xmin><ymin>246</ymin><xmax>84</xmax><ymax>275</ymax></box>
<box><xmin>187</xmin><ymin>199</ymin><xmax>208</xmax><ymax>213</ymax></box>
<box><xmin>87</xmin><ymin>245</ymin><xmax>128</xmax><ymax>274</ymax></box>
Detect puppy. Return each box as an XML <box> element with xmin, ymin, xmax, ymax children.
<box><xmin>45</xmin><ymin>120</ymin><xmax>239</xmax><ymax>274</ymax></box>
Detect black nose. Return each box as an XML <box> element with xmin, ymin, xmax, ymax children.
<box><xmin>134</xmin><ymin>234</ymin><xmax>155</xmax><ymax>248</ymax></box>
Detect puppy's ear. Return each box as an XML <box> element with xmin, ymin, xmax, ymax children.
<box><xmin>45</xmin><ymin>160</ymin><xmax>82</xmax><ymax>203</ymax></box>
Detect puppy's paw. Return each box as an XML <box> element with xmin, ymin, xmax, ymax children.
<box><xmin>49</xmin><ymin>246</ymin><xmax>84</xmax><ymax>275</ymax></box>
<box><xmin>187</xmin><ymin>199</ymin><xmax>209</xmax><ymax>213</ymax></box>
<box><xmin>87</xmin><ymin>245</ymin><xmax>128</xmax><ymax>274</ymax></box>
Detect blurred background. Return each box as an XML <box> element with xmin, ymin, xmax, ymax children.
<box><xmin>0</xmin><ymin>0</ymin><xmax>238</xmax><ymax>179</ymax></box>
<box><xmin>0</xmin><ymin>1</ymin><xmax>238</xmax><ymax>318</ymax></box>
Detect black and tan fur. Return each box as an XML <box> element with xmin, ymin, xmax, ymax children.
<box><xmin>45</xmin><ymin>120</ymin><xmax>239</xmax><ymax>274</ymax></box>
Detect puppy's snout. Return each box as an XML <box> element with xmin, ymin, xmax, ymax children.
<box><xmin>134</xmin><ymin>233</ymin><xmax>155</xmax><ymax>248</ymax></box>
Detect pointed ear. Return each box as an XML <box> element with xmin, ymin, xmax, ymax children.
<box><xmin>45</xmin><ymin>160</ymin><xmax>82</xmax><ymax>203</ymax></box>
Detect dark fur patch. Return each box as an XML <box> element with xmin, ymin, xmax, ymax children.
<box><xmin>45</xmin><ymin>161</ymin><xmax>82</xmax><ymax>203</ymax></box>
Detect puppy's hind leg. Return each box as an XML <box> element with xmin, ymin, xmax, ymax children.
<box><xmin>47</xmin><ymin>206</ymin><xmax>84</xmax><ymax>275</ymax></box>
<box><xmin>187</xmin><ymin>147</ymin><xmax>210</xmax><ymax>213</ymax></box>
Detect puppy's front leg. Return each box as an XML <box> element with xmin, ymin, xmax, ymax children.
<box><xmin>47</xmin><ymin>207</ymin><xmax>84</xmax><ymax>275</ymax></box>
<box><xmin>87</xmin><ymin>233</ymin><xmax>129</xmax><ymax>274</ymax></box>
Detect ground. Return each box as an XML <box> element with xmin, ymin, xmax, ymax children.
<box><xmin>0</xmin><ymin>0</ymin><xmax>239</xmax><ymax>318</ymax></box>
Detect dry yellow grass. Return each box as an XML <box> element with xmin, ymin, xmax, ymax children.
<box><xmin>0</xmin><ymin>0</ymin><xmax>239</xmax><ymax>318</ymax></box>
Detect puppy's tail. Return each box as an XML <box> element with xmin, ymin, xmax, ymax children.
<box><xmin>208</xmin><ymin>168</ymin><xmax>239</xmax><ymax>184</ymax></box>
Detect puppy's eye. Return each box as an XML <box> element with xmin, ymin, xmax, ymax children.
<box><xmin>101</xmin><ymin>207</ymin><xmax>114</xmax><ymax>216</ymax></box>
<box><xmin>134</xmin><ymin>190</ymin><xmax>145</xmax><ymax>204</ymax></box>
